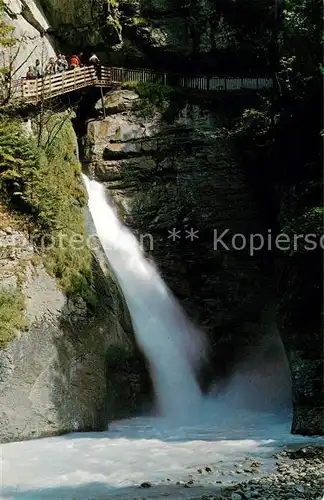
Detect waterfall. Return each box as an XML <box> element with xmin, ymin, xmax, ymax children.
<box><xmin>83</xmin><ymin>175</ymin><xmax>205</xmax><ymax>419</ymax></box>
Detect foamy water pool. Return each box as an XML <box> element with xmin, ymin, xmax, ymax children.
<box><xmin>2</xmin><ymin>406</ymin><xmax>322</xmax><ymax>500</ymax></box>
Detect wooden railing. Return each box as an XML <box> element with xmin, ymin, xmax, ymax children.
<box><xmin>14</xmin><ymin>65</ymin><xmax>273</xmax><ymax>103</ymax></box>
<box><xmin>110</xmin><ymin>67</ymin><xmax>273</xmax><ymax>91</ymax></box>
<box><xmin>19</xmin><ymin>66</ymin><xmax>101</xmax><ymax>103</ymax></box>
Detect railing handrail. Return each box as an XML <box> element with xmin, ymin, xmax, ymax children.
<box><xmin>108</xmin><ymin>66</ymin><xmax>272</xmax><ymax>80</ymax></box>
<box><xmin>10</xmin><ymin>65</ymin><xmax>273</xmax><ymax>103</ymax></box>
<box><xmin>15</xmin><ymin>65</ymin><xmax>272</xmax><ymax>86</ymax></box>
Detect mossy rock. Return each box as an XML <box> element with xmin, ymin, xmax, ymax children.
<box><xmin>0</xmin><ymin>287</ymin><xmax>26</xmax><ymax>349</ymax></box>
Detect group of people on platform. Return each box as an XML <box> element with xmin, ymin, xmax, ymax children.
<box><xmin>25</xmin><ymin>52</ymin><xmax>101</xmax><ymax>80</ymax></box>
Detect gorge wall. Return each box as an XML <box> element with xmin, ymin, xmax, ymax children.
<box><xmin>0</xmin><ymin>1</ymin><xmax>152</xmax><ymax>442</ymax></box>
<box><xmin>37</xmin><ymin>0</ymin><xmax>273</xmax><ymax>73</ymax></box>
<box><xmin>1</xmin><ymin>0</ymin><xmax>322</xmax><ymax>439</ymax></box>
<box><xmin>82</xmin><ymin>86</ymin><xmax>322</xmax><ymax>434</ymax></box>
<box><xmin>0</xmin><ymin>107</ymin><xmax>150</xmax><ymax>442</ymax></box>
<box><xmin>2</xmin><ymin>0</ymin><xmax>57</xmax><ymax>78</ymax></box>
<box><xmin>0</xmin><ymin>223</ymin><xmax>126</xmax><ymax>442</ymax></box>
<box><xmin>0</xmin><ymin>195</ymin><xmax>154</xmax><ymax>442</ymax></box>
<box><xmin>0</xmin><ymin>133</ymin><xmax>150</xmax><ymax>443</ymax></box>
<box><xmin>82</xmin><ymin>88</ymin><xmax>281</xmax><ymax>391</ymax></box>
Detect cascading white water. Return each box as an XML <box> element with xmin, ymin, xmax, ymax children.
<box><xmin>83</xmin><ymin>175</ymin><xmax>205</xmax><ymax>419</ymax></box>
<box><xmin>3</xmin><ymin>180</ymin><xmax>321</xmax><ymax>500</ymax></box>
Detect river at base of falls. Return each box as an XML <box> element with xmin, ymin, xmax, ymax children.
<box><xmin>1</xmin><ymin>401</ymin><xmax>322</xmax><ymax>500</ymax></box>
<box><xmin>2</xmin><ymin>178</ymin><xmax>322</xmax><ymax>499</ymax></box>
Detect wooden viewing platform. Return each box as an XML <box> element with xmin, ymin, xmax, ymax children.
<box><xmin>13</xmin><ymin>65</ymin><xmax>273</xmax><ymax>103</ymax></box>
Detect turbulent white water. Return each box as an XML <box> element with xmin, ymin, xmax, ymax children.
<box><xmin>2</xmin><ymin>176</ymin><xmax>323</xmax><ymax>500</ymax></box>
<box><xmin>2</xmin><ymin>407</ymin><xmax>323</xmax><ymax>500</ymax></box>
<box><xmin>82</xmin><ymin>175</ymin><xmax>205</xmax><ymax>419</ymax></box>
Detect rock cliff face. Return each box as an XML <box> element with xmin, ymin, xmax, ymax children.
<box><xmin>82</xmin><ymin>88</ymin><xmax>323</xmax><ymax>435</ymax></box>
<box><xmin>39</xmin><ymin>0</ymin><xmax>101</xmax><ymax>47</ymax></box>
<box><xmin>0</xmin><ymin>219</ymin><xmax>146</xmax><ymax>442</ymax></box>
<box><xmin>0</xmin><ymin>111</ymin><xmax>151</xmax><ymax>443</ymax></box>
<box><xmin>2</xmin><ymin>0</ymin><xmax>57</xmax><ymax>78</ymax></box>
<box><xmin>277</xmin><ymin>251</ymin><xmax>324</xmax><ymax>435</ymax></box>
<box><xmin>35</xmin><ymin>0</ymin><xmax>271</xmax><ymax>73</ymax></box>
<box><xmin>83</xmin><ymin>89</ymin><xmax>280</xmax><ymax>390</ymax></box>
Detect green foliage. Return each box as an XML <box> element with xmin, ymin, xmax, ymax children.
<box><xmin>0</xmin><ymin>113</ymin><xmax>95</xmax><ymax>305</ymax></box>
<box><xmin>280</xmin><ymin>206</ymin><xmax>324</xmax><ymax>254</ymax></box>
<box><xmin>0</xmin><ymin>287</ymin><xmax>26</xmax><ymax>349</ymax></box>
<box><xmin>279</xmin><ymin>0</ymin><xmax>322</xmax><ymax>83</ymax></box>
<box><xmin>0</xmin><ymin>1</ymin><xmax>15</xmax><ymax>50</ymax></box>
<box><xmin>122</xmin><ymin>81</ymin><xmax>173</xmax><ymax>118</ymax></box>
<box><xmin>130</xmin><ymin>16</ymin><xmax>147</xmax><ymax>26</ymax></box>
<box><xmin>233</xmin><ymin>108</ymin><xmax>271</xmax><ymax>138</ymax></box>
<box><xmin>90</xmin><ymin>0</ymin><xmax>123</xmax><ymax>45</ymax></box>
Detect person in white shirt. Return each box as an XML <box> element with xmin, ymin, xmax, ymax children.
<box><xmin>89</xmin><ymin>53</ymin><xmax>101</xmax><ymax>79</ymax></box>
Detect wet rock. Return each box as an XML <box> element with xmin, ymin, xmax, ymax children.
<box><xmin>286</xmin><ymin>446</ymin><xmax>324</xmax><ymax>459</ymax></box>
<box><xmin>205</xmin><ymin>466</ymin><xmax>213</xmax><ymax>472</ymax></box>
<box><xmin>140</xmin><ymin>482</ymin><xmax>152</xmax><ymax>488</ymax></box>
<box><xmin>295</xmin><ymin>484</ymin><xmax>305</xmax><ymax>493</ymax></box>
<box><xmin>250</xmin><ymin>461</ymin><xmax>262</xmax><ymax>468</ymax></box>
<box><xmin>231</xmin><ymin>493</ymin><xmax>242</xmax><ymax>500</ymax></box>
<box><xmin>0</xmin><ymin>227</ymin><xmax>125</xmax><ymax>443</ymax></box>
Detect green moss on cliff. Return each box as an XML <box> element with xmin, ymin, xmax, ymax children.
<box><xmin>0</xmin><ymin>113</ymin><xmax>95</xmax><ymax>305</ymax></box>
<box><xmin>0</xmin><ymin>287</ymin><xmax>26</xmax><ymax>349</ymax></box>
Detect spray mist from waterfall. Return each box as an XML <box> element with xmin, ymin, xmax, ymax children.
<box><xmin>83</xmin><ymin>175</ymin><xmax>206</xmax><ymax>420</ymax></box>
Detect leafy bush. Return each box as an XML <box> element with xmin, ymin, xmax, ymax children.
<box><xmin>0</xmin><ymin>287</ymin><xmax>26</xmax><ymax>349</ymax></box>
<box><xmin>280</xmin><ymin>206</ymin><xmax>324</xmax><ymax>254</ymax></box>
<box><xmin>122</xmin><ymin>81</ymin><xmax>173</xmax><ymax>118</ymax></box>
<box><xmin>233</xmin><ymin>107</ymin><xmax>271</xmax><ymax>137</ymax></box>
<box><xmin>0</xmin><ymin>113</ymin><xmax>95</xmax><ymax>304</ymax></box>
